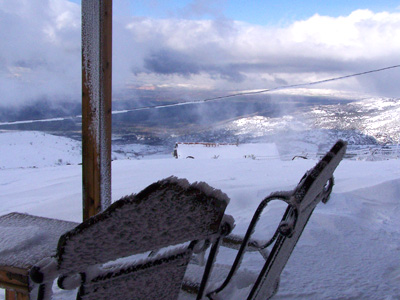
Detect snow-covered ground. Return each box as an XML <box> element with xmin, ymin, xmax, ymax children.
<box><xmin>0</xmin><ymin>131</ymin><xmax>81</xmax><ymax>169</ymax></box>
<box><xmin>227</xmin><ymin>96</ymin><xmax>400</xmax><ymax>148</ymax></box>
<box><xmin>0</xmin><ymin>131</ymin><xmax>400</xmax><ymax>299</ymax></box>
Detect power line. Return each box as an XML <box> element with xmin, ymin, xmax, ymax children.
<box><xmin>1</xmin><ymin>64</ymin><xmax>399</xmax><ymax>126</ymax></box>
<box><xmin>118</xmin><ymin>64</ymin><xmax>400</xmax><ymax>113</ymax></box>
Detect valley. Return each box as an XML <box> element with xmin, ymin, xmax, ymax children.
<box><xmin>1</xmin><ymin>90</ymin><xmax>399</xmax><ymax>160</ymax></box>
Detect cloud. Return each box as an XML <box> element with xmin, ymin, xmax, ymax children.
<box><xmin>0</xmin><ymin>0</ymin><xmax>81</xmax><ymax>107</ymax></box>
<box><xmin>124</xmin><ymin>10</ymin><xmax>400</xmax><ymax>96</ymax></box>
<box><xmin>1</xmin><ymin>1</ymin><xmax>400</xmax><ymax>109</ymax></box>
<box><xmin>142</xmin><ymin>49</ymin><xmax>245</xmax><ymax>82</ymax></box>
<box><xmin>144</xmin><ymin>49</ymin><xmax>201</xmax><ymax>76</ymax></box>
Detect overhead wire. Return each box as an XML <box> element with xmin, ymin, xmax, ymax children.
<box><xmin>0</xmin><ymin>64</ymin><xmax>399</xmax><ymax>126</ymax></box>
<box><xmin>118</xmin><ymin>64</ymin><xmax>400</xmax><ymax>113</ymax></box>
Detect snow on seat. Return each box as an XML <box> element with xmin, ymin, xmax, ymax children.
<box><xmin>29</xmin><ymin>176</ymin><xmax>231</xmax><ymax>300</ymax></box>
<box><xmin>0</xmin><ymin>214</ymin><xmax>78</xmax><ymax>271</ymax></box>
<box><xmin>0</xmin><ymin>213</ymin><xmax>78</xmax><ymax>296</ymax></box>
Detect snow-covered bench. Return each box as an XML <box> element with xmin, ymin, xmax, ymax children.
<box><xmin>0</xmin><ymin>177</ymin><xmax>232</xmax><ymax>300</ymax></box>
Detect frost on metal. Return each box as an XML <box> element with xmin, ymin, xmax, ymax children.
<box><xmin>82</xmin><ymin>0</ymin><xmax>111</xmax><ymax>209</ymax></box>
<box><xmin>56</xmin><ymin>176</ymin><xmax>229</xmax><ymax>274</ymax></box>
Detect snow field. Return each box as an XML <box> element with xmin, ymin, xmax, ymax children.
<box><xmin>0</xmin><ymin>132</ymin><xmax>399</xmax><ymax>299</ymax></box>
<box><xmin>0</xmin><ymin>131</ymin><xmax>81</xmax><ymax>169</ymax></box>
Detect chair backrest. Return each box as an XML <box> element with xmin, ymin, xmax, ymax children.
<box><xmin>50</xmin><ymin>176</ymin><xmax>230</xmax><ymax>300</ymax></box>
<box><xmin>55</xmin><ymin>176</ymin><xmax>229</xmax><ymax>274</ymax></box>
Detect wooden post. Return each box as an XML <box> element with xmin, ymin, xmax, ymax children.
<box><xmin>5</xmin><ymin>290</ymin><xmax>28</xmax><ymax>300</ymax></box>
<box><xmin>81</xmin><ymin>0</ymin><xmax>112</xmax><ymax>221</ymax></box>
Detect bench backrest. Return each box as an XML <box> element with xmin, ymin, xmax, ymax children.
<box><xmin>56</xmin><ymin>177</ymin><xmax>229</xmax><ymax>274</ymax></box>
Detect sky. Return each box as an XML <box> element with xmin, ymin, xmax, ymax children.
<box><xmin>1</xmin><ymin>0</ymin><xmax>400</xmax><ymax>108</ymax></box>
<box><xmin>69</xmin><ymin>0</ymin><xmax>400</xmax><ymax>25</ymax></box>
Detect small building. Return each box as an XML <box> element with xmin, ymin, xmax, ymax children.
<box><xmin>174</xmin><ymin>142</ymin><xmax>280</xmax><ymax>160</ymax></box>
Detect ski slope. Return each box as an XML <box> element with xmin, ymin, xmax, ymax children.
<box><xmin>0</xmin><ymin>132</ymin><xmax>399</xmax><ymax>299</ymax></box>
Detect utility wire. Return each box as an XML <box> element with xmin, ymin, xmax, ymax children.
<box><xmin>118</xmin><ymin>64</ymin><xmax>400</xmax><ymax>113</ymax></box>
<box><xmin>1</xmin><ymin>64</ymin><xmax>399</xmax><ymax>126</ymax></box>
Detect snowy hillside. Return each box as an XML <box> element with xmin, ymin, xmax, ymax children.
<box><xmin>224</xmin><ymin>98</ymin><xmax>400</xmax><ymax>160</ymax></box>
<box><xmin>0</xmin><ymin>132</ymin><xmax>399</xmax><ymax>299</ymax></box>
<box><xmin>307</xmin><ymin>97</ymin><xmax>400</xmax><ymax>144</ymax></box>
<box><xmin>0</xmin><ymin>131</ymin><xmax>170</xmax><ymax>170</ymax></box>
<box><xmin>226</xmin><ymin>96</ymin><xmax>400</xmax><ymax>156</ymax></box>
<box><xmin>0</xmin><ymin>131</ymin><xmax>81</xmax><ymax>169</ymax></box>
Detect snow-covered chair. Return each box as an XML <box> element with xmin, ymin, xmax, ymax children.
<box><xmin>0</xmin><ymin>177</ymin><xmax>231</xmax><ymax>300</ymax></box>
<box><xmin>204</xmin><ymin>140</ymin><xmax>347</xmax><ymax>299</ymax></box>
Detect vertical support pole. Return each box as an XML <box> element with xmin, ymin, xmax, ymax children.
<box><xmin>81</xmin><ymin>0</ymin><xmax>112</xmax><ymax>221</ymax></box>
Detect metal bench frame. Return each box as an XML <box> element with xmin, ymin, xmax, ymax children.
<box><xmin>206</xmin><ymin>140</ymin><xmax>346</xmax><ymax>299</ymax></box>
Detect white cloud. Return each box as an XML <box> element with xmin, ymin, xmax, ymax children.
<box><xmin>1</xmin><ymin>1</ymin><xmax>399</xmax><ymax>109</ymax></box>
<box><xmin>0</xmin><ymin>0</ymin><xmax>81</xmax><ymax>107</ymax></box>
<box><xmin>122</xmin><ymin>9</ymin><xmax>400</xmax><ymax>96</ymax></box>
<box><xmin>287</xmin><ymin>10</ymin><xmax>400</xmax><ymax>59</ymax></box>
